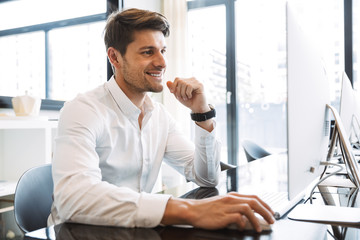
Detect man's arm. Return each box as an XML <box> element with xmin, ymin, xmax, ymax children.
<box><xmin>166</xmin><ymin>77</ymin><xmax>213</xmax><ymax>132</ymax></box>
<box><xmin>165</xmin><ymin>77</ymin><xmax>275</xmax><ymax>231</ymax></box>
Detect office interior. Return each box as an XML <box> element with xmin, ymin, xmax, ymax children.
<box><xmin>0</xmin><ymin>0</ymin><xmax>360</xmax><ymax>239</ymax></box>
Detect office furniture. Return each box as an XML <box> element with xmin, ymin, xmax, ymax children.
<box><xmin>14</xmin><ymin>164</ymin><xmax>53</xmax><ymax>233</ymax></box>
<box><xmin>220</xmin><ymin>161</ymin><xmax>236</xmax><ymax>171</ymax></box>
<box><xmin>0</xmin><ymin>119</ymin><xmax>57</xmax><ymax>182</ymax></box>
<box><xmin>23</xmin><ymin>156</ymin><xmax>332</xmax><ymax>240</ymax></box>
<box><xmin>242</xmin><ymin>139</ymin><xmax>271</xmax><ymax>162</ymax></box>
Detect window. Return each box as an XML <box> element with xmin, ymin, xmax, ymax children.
<box><xmin>0</xmin><ymin>0</ymin><xmax>116</xmax><ymax>109</ymax></box>
<box><xmin>48</xmin><ymin>22</ymin><xmax>107</xmax><ymax>100</ymax></box>
<box><xmin>236</xmin><ymin>0</ymin><xmax>287</xmax><ymax>162</ymax></box>
<box><xmin>0</xmin><ymin>31</ymin><xmax>45</xmax><ymax>98</ymax></box>
<box><xmin>187</xmin><ymin>0</ymin><xmax>345</xmax><ymax>164</ymax></box>
<box><xmin>187</xmin><ymin>3</ymin><xmax>228</xmax><ymax>162</ymax></box>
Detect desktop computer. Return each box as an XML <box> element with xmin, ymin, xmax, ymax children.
<box><xmin>240</xmin><ymin>2</ymin><xmax>332</xmax><ymax>220</ymax></box>
<box><xmin>286</xmin><ymin>1</ymin><xmax>330</xmax><ymax>201</ymax></box>
<box><xmin>339</xmin><ymin>72</ymin><xmax>360</xmax><ymax>149</ymax></box>
<box><xmin>286</xmin><ymin>3</ymin><xmax>360</xmax><ymax>225</ymax></box>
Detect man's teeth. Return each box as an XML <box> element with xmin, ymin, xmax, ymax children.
<box><xmin>149</xmin><ymin>73</ymin><xmax>161</xmax><ymax>77</ymax></box>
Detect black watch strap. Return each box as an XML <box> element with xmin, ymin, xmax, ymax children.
<box><xmin>190</xmin><ymin>104</ymin><xmax>216</xmax><ymax>122</ymax></box>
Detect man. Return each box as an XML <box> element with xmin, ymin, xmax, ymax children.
<box><xmin>48</xmin><ymin>8</ymin><xmax>275</xmax><ymax>232</ymax></box>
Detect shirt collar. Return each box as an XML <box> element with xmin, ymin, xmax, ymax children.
<box><xmin>106</xmin><ymin>76</ymin><xmax>155</xmax><ymax>118</ymax></box>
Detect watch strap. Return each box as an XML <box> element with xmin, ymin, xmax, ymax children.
<box><xmin>190</xmin><ymin>105</ymin><xmax>216</xmax><ymax>122</ymax></box>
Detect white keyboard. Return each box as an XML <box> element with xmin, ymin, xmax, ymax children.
<box><xmin>260</xmin><ymin>191</ymin><xmax>303</xmax><ymax>219</ymax></box>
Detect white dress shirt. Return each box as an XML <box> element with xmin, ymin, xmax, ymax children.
<box><xmin>48</xmin><ymin>76</ymin><xmax>221</xmax><ymax>228</ymax></box>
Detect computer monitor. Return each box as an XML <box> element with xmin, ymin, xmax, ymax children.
<box><xmin>286</xmin><ymin>3</ymin><xmax>330</xmax><ymax>200</ymax></box>
<box><xmin>339</xmin><ymin>72</ymin><xmax>360</xmax><ymax>146</ymax></box>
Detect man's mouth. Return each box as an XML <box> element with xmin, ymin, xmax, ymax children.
<box><xmin>148</xmin><ymin>72</ymin><xmax>162</xmax><ymax>77</ymax></box>
<box><xmin>146</xmin><ymin>71</ymin><xmax>163</xmax><ymax>78</ymax></box>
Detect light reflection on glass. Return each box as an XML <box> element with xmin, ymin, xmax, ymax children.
<box><xmin>48</xmin><ymin>22</ymin><xmax>107</xmax><ymax>101</ymax></box>
<box><xmin>0</xmin><ymin>31</ymin><xmax>45</xmax><ymax>98</ymax></box>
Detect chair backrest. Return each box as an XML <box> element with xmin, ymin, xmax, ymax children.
<box><xmin>14</xmin><ymin>164</ymin><xmax>53</xmax><ymax>233</ymax></box>
<box><xmin>242</xmin><ymin>139</ymin><xmax>271</xmax><ymax>162</ymax></box>
<box><xmin>220</xmin><ymin>161</ymin><xmax>236</xmax><ymax>171</ymax></box>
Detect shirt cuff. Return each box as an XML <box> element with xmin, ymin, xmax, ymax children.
<box><xmin>194</xmin><ymin>120</ymin><xmax>216</xmax><ymax>138</ymax></box>
<box><xmin>135</xmin><ymin>192</ymin><xmax>172</xmax><ymax>227</ymax></box>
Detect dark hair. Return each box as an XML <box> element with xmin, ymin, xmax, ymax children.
<box><xmin>104</xmin><ymin>8</ymin><xmax>170</xmax><ymax>56</ymax></box>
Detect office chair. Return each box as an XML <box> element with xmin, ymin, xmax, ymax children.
<box><xmin>14</xmin><ymin>164</ymin><xmax>53</xmax><ymax>233</ymax></box>
<box><xmin>242</xmin><ymin>139</ymin><xmax>271</xmax><ymax>163</ymax></box>
<box><xmin>220</xmin><ymin>161</ymin><xmax>236</xmax><ymax>171</ymax></box>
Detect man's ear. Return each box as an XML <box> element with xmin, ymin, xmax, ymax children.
<box><xmin>107</xmin><ymin>47</ymin><xmax>122</xmax><ymax>69</ymax></box>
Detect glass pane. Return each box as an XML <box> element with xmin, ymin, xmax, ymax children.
<box><xmin>236</xmin><ymin>0</ymin><xmax>344</xmax><ymax>165</ymax></box>
<box><xmin>236</xmin><ymin>0</ymin><xmax>287</xmax><ymax>164</ymax></box>
<box><xmin>48</xmin><ymin>22</ymin><xmax>107</xmax><ymax>101</ymax></box>
<box><xmin>0</xmin><ymin>31</ymin><xmax>45</xmax><ymax>98</ymax></box>
<box><xmin>354</xmin><ymin>0</ymin><xmax>360</xmax><ymax>90</ymax></box>
<box><xmin>0</xmin><ymin>0</ymin><xmax>106</xmax><ymax>31</ymax></box>
<box><xmin>187</xmin><ymin>5</ymin><xmax>228</xmax><ymax>162</ymax></box>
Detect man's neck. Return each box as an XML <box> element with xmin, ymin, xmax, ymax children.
<box><xmin>114</xmin><ymin>75</ymin><xmax>147</xmax><ymax>110</ymax></box>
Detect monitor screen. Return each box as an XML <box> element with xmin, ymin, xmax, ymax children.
<box><xmin>286</xmin><ymin>4</ymin><xmax>331</xmax><ymax>200</ymax></box>
<box><xmin>339</xmin><ymin>72</ymin><xmax>360</xmax><ymax>146</ymax></box>
<box><xmin>339</xmin><ymin>72</ymin><xmax>356</xmax><ymax>136</ymax></box>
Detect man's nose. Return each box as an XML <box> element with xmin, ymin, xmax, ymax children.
<box><xmin>153</xmin><ymin>52</ymin><xmax>167</xmax><ymax>68</ymax></box>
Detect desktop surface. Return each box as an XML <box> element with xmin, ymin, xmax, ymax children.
<box><xmin>23</xmin><ymin>155</ymin><xmax>332</xmax><ymax>240</ymax></box>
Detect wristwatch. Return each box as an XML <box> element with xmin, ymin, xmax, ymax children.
<box><xmin>190</xmin><ymin>104</ymin><xmax>216</xmax><ymax>122</ymax></box>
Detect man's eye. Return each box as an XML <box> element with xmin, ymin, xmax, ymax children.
<box><xmin>161</xmin><ymin>49</ymin><xmax>167</xmax><ymax>54</ymax></box>
<box><xmin>143</xmin><ymin>50</ymin><xmax>153</xmax><ymax>55</ymax></box>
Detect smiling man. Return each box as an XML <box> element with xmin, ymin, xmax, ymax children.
<box><xmin>48</xmin><ymin>8</ymin><xmax>274</xmax><ymax>232</ymax></box>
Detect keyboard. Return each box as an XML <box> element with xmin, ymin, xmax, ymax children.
<box><xmin>260</xmin><ymin>191</ymin><xmax>304</xmax><ymax>220</ymax></box>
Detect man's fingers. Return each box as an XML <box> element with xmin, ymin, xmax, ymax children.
<box><xmin>166</xmin><ymin>81</ymin><xmax>174</xmax><ymax>93</ymax></box>
<box><xmin>167</xmin><ymin>79</ymin><xmax>194</xmax><ymax>101</ymax></box>
<box><xmin>227</xmin><ymin>193</ymin><xmax>275</xmax><ymax>225</ymax></box>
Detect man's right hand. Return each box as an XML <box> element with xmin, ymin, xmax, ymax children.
<box><xmin>160</xmin><ymin>192</ymin><xmax>275</xmax><ymax>232</ymax></box>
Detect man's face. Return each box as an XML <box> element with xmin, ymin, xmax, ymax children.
<box><xmin>118</xmin><ymin>29</ymin><xmax>167</xmax><ymax>94</ymax></box>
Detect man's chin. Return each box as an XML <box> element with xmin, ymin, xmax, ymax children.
<box><xmin>148</xmin><ymin>85</ymin><xmax>163</xmax><ymax>93</ymax></box>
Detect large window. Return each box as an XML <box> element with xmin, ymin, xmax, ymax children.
<box><xmin>187</xmin><ymin>4</ymin><xmax>228</xmax><ymax>162</ymax></box>
<box><xmin>236</xmin><ymin>0</ymin><xmax>287</xmax><ymax>160</ymax></box>
<box><xmin>0</xmin><ymin>31</ymin><xmax>46</xmax><ymax>98</ymax></box>
<box><xmin>0</xmin><ymin>0</ymin><xmax>116</xmax><ymax>109</ymax></box>
<box><xmin>187</xmin><ymin>0</ymin><xmax>345</xmax><ymax>164</ymax></box>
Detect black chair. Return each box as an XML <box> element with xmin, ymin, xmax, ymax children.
<box><xmin>242</xmin><ymin>139</ymin><xmax>271</xmax><ymax>163</ymax></box>
<box><xmin>14</xmin><ymin>164</ymin><xmax>53</xmax><ymax>233</ymax></box>
<box><xmin>220</xmin><ymin>161</ymin><xmax>236</xmax><ymax>171</ymax></box>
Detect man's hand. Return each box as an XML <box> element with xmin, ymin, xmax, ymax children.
<box><xmin>161</xmin><ymin>192</ymin><xmax>275</xmax><ymax>232</ymax></box>
<box><xmin>166</xmin><ymin>77</ymin><xmax>214</xmax><ymax>132</ymax></box>
<box><xmin>166</xmin><ymin>77</ymin><xmax>209</xmax><ymax>113</ymax></box>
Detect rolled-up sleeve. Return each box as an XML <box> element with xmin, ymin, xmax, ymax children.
<box><xmin>163</xmin><ymin>114</ymin><xmax>221</xmax><ymax>187</ymax></box>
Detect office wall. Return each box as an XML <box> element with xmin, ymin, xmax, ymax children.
<box><xmin>123</xmin><ymin>0</ymin><xmax>161</xmax><ymax>12</ymax></box>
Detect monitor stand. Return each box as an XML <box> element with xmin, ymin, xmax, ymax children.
<box><xmin>287</xmin><ymin>104</ymin><xmax>360</xmax><ymax>228</ymax></box>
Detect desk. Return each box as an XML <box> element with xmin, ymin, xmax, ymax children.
<box><xmin>24</xmin><ymin>155</ymin><xmax>333</xmax><ymax>240</ymax></box>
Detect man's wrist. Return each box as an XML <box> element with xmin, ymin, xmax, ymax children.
<box><xmin>161</xmin><ymin>198</ymin><xmax>193</xmax><ymax>226</ymax></box>
<box><xmin>191</xmin><ymin>104</ymin><xmax>216</xmax><ymax>122</ymax></box>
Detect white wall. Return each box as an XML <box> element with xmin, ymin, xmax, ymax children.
<box><xmin>123</xmin><ymin>0</ymin><xmax>162</xmax><ymax>12</ymax></box>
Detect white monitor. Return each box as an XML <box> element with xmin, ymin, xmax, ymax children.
<box><xmin>339</xmin><ymin>72</ymin><xmax>360</xmax><ymax>145</ymax></box>
<box><xmin>340</xmin><ymin>72</ymin><xmax>356</xmax><ymax>136</ymax></box>
<box><xmin>286</xmin><ymin>4</ymin><xmax>330</xmax><ymax>200</ymax></box>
